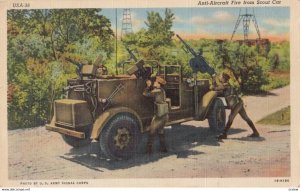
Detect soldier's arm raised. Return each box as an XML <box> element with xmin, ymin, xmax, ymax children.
<box><xmin>143</xmin><ymin>88</ymin><xmax>161</xmax><ymax>97</ymax></box>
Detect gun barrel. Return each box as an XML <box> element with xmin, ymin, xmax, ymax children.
<box><xmin>176</xmin><ymin>34</ymin><xmax>197</xmax><ymax>57</ymax></box>
<box><xmin>125</xmin><ymin>47</ymin><xmax>138</xmax><ymax>62</ymax></box>
<box><xmin>66</xmin><ymin>58</ymin><xmax>81</xmax><ymax>68</ymax></box>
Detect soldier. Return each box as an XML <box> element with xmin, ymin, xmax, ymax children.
<box><xmin>212</xmin><ymin>72</ymin><xmax>260</xmax><ymax>140</ymax></box>
<box><xmin>96</xmin><ymin>64</ymin><xmax>108</xmax><ymax>77</ymax></box>
<box><xmin>143</xmin><ymin>76</ymin><xmax>169</xmax><ymax>154</ymax></box>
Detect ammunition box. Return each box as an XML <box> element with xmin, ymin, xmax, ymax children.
<box><xmin>127</xmin><ymin>64</ymin><xmax>139</xmax><ymax>75</ymax></box>
<box><xmin>155</xmin><ymin>102</ymin><xmax>169</xmax><ymax>117</ymax></box>
<box><xmin>127</xmin><ymin>59</ymin><xmax>145</xmax><ymax>75</ymax></box>
<box><xmin>54</xmin><ymin>99</ymin><xmax>93</xmax><ymax>128</ymax></box>
<box><xmin>82</xmin><ymin>64</ymin><xmax>96</xmax><ymax>76</ymax></box>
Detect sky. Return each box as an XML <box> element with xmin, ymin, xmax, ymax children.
<box><xmin>101</xmin><ymin>7</ymin><xmax>289</xmax><ymax>41</ymax></box>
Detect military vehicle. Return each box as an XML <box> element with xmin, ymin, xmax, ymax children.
<box><xmin>46</xmin><ymin>38</ymin><xmax>226</xmax><ymax>160</ymax></box>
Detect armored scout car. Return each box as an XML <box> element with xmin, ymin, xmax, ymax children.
<box><xmin>46</xmin><ymin>57</ymin><xmax>225</xmax><ymax>160</ymax></box>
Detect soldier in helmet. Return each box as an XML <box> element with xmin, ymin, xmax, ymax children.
<box><xmin>212</xmin><ymin>72</ymin><xmax>260</xmax><ymax>140</ymax></box>
<box><xmin>95</xmin><ymin>64</ymin><xmax>108</xmax><ymax>77</ymax></box>
<box><xmin>143</xmin><ymin>76</ymin><xmax>169</xmax><ymax>154</ymax></box>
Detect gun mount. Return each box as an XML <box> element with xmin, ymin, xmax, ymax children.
<box><xmin>176</xmin><ymin>34</ymin><xmax>216</xmax><ymax>76</ymax></box>
<box><xmin>125</xmin><ymin>46</ymin><xmax>151</xmax><ymax>80</ymax></box>
<box><xmin>65</xmin><ymin>57</ymin><xmax>84</xmax><ymax>80</ymax></box>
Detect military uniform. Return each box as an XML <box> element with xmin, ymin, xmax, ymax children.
<box><xmin>143</xmin><ymin>86</ymin><xmax>169</xmax><ymax>154</ymax></box>
<box><xmin>95</xmin><ymin>64</ymin><xmax>108</xmax><ymax>77</ymax></box>
<box><xmin>213</xmin><ymin>75</ymin><xmax>260</xmax><ymax>139</ymax></box>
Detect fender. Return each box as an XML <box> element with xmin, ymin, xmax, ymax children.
<box><xmin>90</xmin><ymin>106</ymin><xmax>143</xmax><ymax>139</ymax></box>
<box><xmin>196</xmin><ymin>90</ymin><xmax>218</xmax><ymax>120</ymax></box>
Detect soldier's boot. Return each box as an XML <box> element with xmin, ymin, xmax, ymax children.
<box><xmin>146</xmin><ymin>134</ymin><xmax>154</xmax><ymax>155</ymax></box>
<box><xmin>217</xmin><ymin>125</ymin><xmax>230</xmax><ymax>140</ymax></box>
<box><xmin>158</xmin><ymin>133</ymin><xmax>168</xmax><ymax>153</ymax></box>
<box><xmin>247</xmin><ymin>121</ymin><xmax>260</xmax><ymax>137</ymax></box>
<box><xmin>217</xmin><ymin>132</ymin><xmax>227</xmax><ymax>140</ymax></box>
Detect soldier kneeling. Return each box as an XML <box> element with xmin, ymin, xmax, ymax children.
<box><xmin>143</xmin><ymin>76</ymin><xmax>169</xmax><ymax>154</ymax></box>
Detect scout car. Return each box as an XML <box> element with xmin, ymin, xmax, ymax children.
<box><xmin>46</xmin><ymin>58</ymin><xmax>225</xmax><ymax>160</ymax></box>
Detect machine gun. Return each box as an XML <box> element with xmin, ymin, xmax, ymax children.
<box><xmin>176</xmin><ymin>34</ymin><xmax>215</xmax><ymax>76</ymax></box>
<box><xmin>65</xmin><ymin>57</ymin><xmax>83</xmax><ymax>80</ymax></box>
<box><xmin>176</xmin><ymin>34</ymin><xmax>217</xmax><ymax>118</ymax></box>
<box><xmin>125</xmin><ymin>46</ymin><xmax>138</xmax><ymax>62</ymax></box>
<box><xmin>125</xmin><ymin>46</ymin><xmax>151</xmax><ymax>80</ymax></box>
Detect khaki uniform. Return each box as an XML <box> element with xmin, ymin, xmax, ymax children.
<box><xmin>143</xmin><ymin>87</ymin><xmax>169</xmax><ymax>153</ymax></box>
<box><xmin>213</xmin><ymin>82</ymin><xmax>259</xmax><ymax>137</ymax></box>
<box><xmin>95</xmin><ymin>65</ymin><xmax>108</xmax><ymax>77</ymax></box>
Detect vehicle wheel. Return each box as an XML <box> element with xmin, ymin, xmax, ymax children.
<box><xmin>99</xmin><ymin>113</ymin><xmax>141</xmax><ymax>160</ymax></box>
<box><xmin>62</xmin><ymin>125</ymin><xmax>92</xmax><ymax>148</ymax></box>
<box><xmin>207</xmin><ymin>98</ymin><xmax>225</xmax><ymax>132</ymax></box>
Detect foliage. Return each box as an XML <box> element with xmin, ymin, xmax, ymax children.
<box><xmin>261</xmin><ymin>72</ymin><xmax>290</xmax><ymax>91</ymax></box>
<box><xmin>122</xmin><ymin>9</ymin><xmax>175</xmax><ymax>61</ymax></box>
<box><xmin>7</xmin><ymin>9</ymin><xmax>114</xmax><ymax>129</ymax></box>
<box><xmin>268</xmin><ymin>42</ymin><xmax>290</xmax><ymax>72</ymax></box>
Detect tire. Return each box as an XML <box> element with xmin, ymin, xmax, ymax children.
<box><xmin>207</xmin><ymin>98</ymin><xmax>226</xmax><ymax>132</ymax></box>
<box><xmin>62</xmin><ymin>125</ymin><xmax>92</xmax><ymax>148</ymax></box>
<box><xmin>99</xmin><ymin>113</ymin><xmax>141</xmax><ymax>160</ymax></box>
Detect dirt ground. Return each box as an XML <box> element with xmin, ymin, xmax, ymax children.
<box><xmin>8</xmin><ymin>86</ymin><xmax>290</xmax><ymax>179</ymax></box>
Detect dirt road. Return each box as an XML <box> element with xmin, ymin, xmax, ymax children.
<box><xmin>8</xmin><ymin>86</ymin><xmax>290</xmax><ymax>179</ymax></box>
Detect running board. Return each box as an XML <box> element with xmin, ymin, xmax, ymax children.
<box><xmin>166</xmin><ymin>117</ymin><xmax>194</xmax><ymax>126</ymax></box>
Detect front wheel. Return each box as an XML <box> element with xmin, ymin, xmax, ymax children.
<box><xmin>99</xmin><ymin>113</ymin><xmax>141</xmax><ymax>160</ymax></box>
<box><xmin>207</xmin><ymin>98</ymin><xmax>226</xmax><ymax>132</ymax></box>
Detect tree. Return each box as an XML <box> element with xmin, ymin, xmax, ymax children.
<box><xmin>7</xmin><ymin>9</ymin><xmax>114</xmax><ymax>129</ymax></box>
<box><xmin>8</xmin><ymin>9</ymin><xmax>114</xmax><ymax>61</ymax></box>
<box><xmin>122</xmin><ymin>9</ymin><xmax>175</xmax><ymax>61</ymax></box>
<box><xmin>216</xmin><ymin>41</ymin><xmax>268</xmax><ymax>94</ymax></box>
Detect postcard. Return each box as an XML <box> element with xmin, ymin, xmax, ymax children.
<box><xmin>0</xmin><ymin>0</ymin><xmax>299</xmax><ymax>188</ymax></box>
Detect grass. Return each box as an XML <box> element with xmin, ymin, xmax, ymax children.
<box><xmin>261</xmin><ymin>72</ymin><xmax>290</xmax><ymax>91</ymax></box>
<box><xmin>257</xmin><ymin>106</ymin><xmax>290</xmax><ymax>125</ymax></box>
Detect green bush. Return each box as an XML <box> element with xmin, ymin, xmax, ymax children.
<box><xmin>261</xmin><ymin>75</ymin><xmax>290</xmax><ymax>91</ymax></box>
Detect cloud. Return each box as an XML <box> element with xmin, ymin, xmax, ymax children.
<box><xmin>174</xmin><ymin>11</ymin><xmax>235</xmax><ymax>25</ymax></box>
<box><xmin>212</xmin><ymin>11</ymin><xmax>235</xmax><ymax>22</ymax></box>
<box><xmin>131</xmin><ymin>12</ymin><xmax>143</xmax><ymax>29</ymax></box>
<box><xmin>263</xmin><ymin>18</ymin><xmax>289</xmax><ymax>28</ymax></box>
<box><xmin>190</xmin><ymin>16</ymin><xmax>211</xmax><ymax>25</ymax></box>
<box><xmin>174</xmin><ymin>15</ymin><xmax>186</xmax><ymax>23</ymax></box>
<box><xmin>192</xmin><ymin>11</ymin><xmax>235</xmax><ymax>25</ymax></box>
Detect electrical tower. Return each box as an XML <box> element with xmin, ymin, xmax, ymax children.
<box><xmin>121</xmin><ymin>8</ymin><xmax>133</xmax><ymax>39</ymax></box>
<box><xmin>231</xmin><ymin>8</ymin><xmax>261</xmax><ymax>42</ymax></box>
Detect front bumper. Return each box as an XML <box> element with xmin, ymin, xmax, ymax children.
<box><xmin>46</xmin><ymin>124</ymin><xmax>85</xmax><ymax>139</ymax></box>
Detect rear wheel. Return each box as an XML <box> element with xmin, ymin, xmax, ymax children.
<box><xmin>208</xmin><ymin>98</ymin><xmax>225</xmax><ymax>132</ymax></box>
<box><xmin>99</xmin><ymin>113</ymin><xmax>141</xmax><ymax>160</ymax></box>
<box><xmin>62</xmin><ymin>125</ymin><xmax>92</xmax><ymax>147</ymax></box>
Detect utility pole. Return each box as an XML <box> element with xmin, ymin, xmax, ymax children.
<box><xmin>115</xmin><ymin>8</ymin><xmax>118</xmax><ymax>75</ymax></box>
